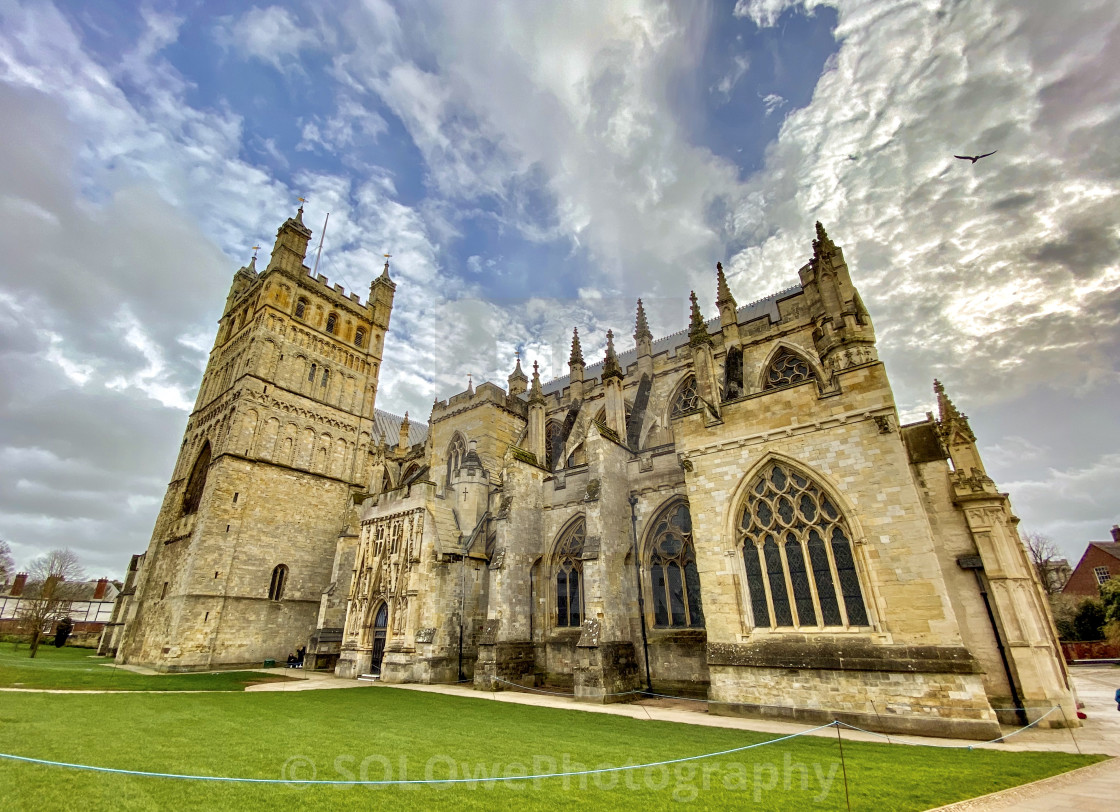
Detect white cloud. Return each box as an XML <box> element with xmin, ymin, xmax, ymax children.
<box><xmin>761</xmin><ymin>92</ymin><xmax>786</xmax><ymax>116</ymax></box>
<box><xmin>215</xmin><ymin>6</ymin><xmax>319</xmax><ymax>73</ymax></box>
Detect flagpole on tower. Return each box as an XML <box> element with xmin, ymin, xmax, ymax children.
<box><xmin>313</xmin><ymin>212</ymin><xmax>330</xmax><ymax>276</ymax></box>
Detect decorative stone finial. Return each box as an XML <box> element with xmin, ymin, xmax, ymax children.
<box><xmin>933</xmin><ymin>379</ymin><xmax>974</xmax><ymax>441</ymax></box>
<box><xmin>602</xmin><ymin>329</ymin><xmax>623</xmax><ymax>379</ymax></box>
<box><xmin>634</xmin><ymin>299</ymin><xmax>652</xmax><ymax>343</ymax></box>
<box><xmin>716</xmin><ymin>261</ymin><xmax>735</xmax><ymax>307</ymax></box>
<box><xmin>688</xmin><ymin>291</ymin><xmax>712</xmax><ymax>346</ymax></box>
<box><xmin>569</xmin><ymin>327</ymin><xmax>584</xmax><ymax>367</ymax></box>
<box><xmin>812</xmin><ymin>221</ymin><xmax>836</xmax><ymax>258</ymax></box>
<box><xmin>529</xmin><ymin>359</ymin><xmax>544</xmax><ymax>403</ymax></box>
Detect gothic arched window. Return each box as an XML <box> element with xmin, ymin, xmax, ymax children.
<box><xmin>738</xmin><ymin>462</ymin><xmax>869</xmax><ymax>629</ymax></box>
<box><xmin>182</xmin><ymin>442</ymin><xmax>211</xmax><ymax>516</ymax></box>
<box><xmin>268</xmin><ymin>564</ymin><xmax>287</xmax><ymax>601</ymax></box>
<box><xmin>355</xmin><ymin>328</ymin><xmax>365</xmax><ymax>347</ymax></box>
<box><xmin>670</xmin><ymin>376</ymin><xmax>699</xmax><ymax>418</ymax></box>
<box><xmin>648</xmin><ymin>502</ymin><xmax>704</xmax><ymax>628</ymax></box>
<box><xmin>763</xmin><ymin>349</ymin><xmax>815</xmax><ymax>390</ymax></box>
<box><xmin>295</xmin><ymin>298</ymin><xmax>307</xmax><ymax>319</ymax></box>
<box><xmin>446</xmin><ymin>433</ymin><xmax>466</xmax><ymax>486</ymax></box>
<box><xmin>555</xmin><ymin>519</ymin><xmax>585</xmax><ymax>628</ymax></box>
<box><xmin>326</xmin><ymin>313</ymin><xmax>338</xmax><ymax>334</ymax></box>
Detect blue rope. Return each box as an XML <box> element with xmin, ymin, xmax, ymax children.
<box><xmin>0</xmin><ymin>723</ymin><xmax>835</xmax><ymax>785</ymax></box>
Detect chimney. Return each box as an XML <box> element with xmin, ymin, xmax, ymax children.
<box><xmin>1112</xmin><ymin>524</ymin><xmax>1120</xmax><ymax>543</ymax></box>
<box><xmin>93</xmin><ymin>578</ymin><xmax>109</xmax><ymax>600</ymax></box>
<box><xmin>10</xmin><ymin>572</ymin><xmax>27</xmax><ymax>597</ymax></box>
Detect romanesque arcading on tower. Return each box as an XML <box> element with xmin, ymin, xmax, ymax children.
<box><xmin>118</xmin><ymin>203</ymin><xmax>396</xmax><ymax>674</ymax></box>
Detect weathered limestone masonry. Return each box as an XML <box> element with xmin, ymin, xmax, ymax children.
<box><xmin>332</xmin><ymin>222</ymin><xmax>1072</xmax><ymax>738</ymax></box>
<box><xmin>117</xmin><ymin>207</ymin><xmax>394</xmax><ymax>671</ymax></box>
<box><xmin>114</xmin><ymin>215</ymin><xmax>1074</xmax><ymax>740</ymax></box>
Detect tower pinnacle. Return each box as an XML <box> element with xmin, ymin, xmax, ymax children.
<box><xmin>688</xmin><ymin>291</ymin><xmax>712</xmax><ymax>346</ymax></box>
<box><xmin>602</xmin><ymin>329</ymin><xmax>623</xmax><ymax>379</ymax></box>
<box><xmin>634</xmin><ymin>299</ymin><xmax>652</xmax><ymax>343</ymax></box>
<box><xmin>569</xmin><ymin>328</ymin><xmax>585</xmax><ymax>367</ymax></box>
<box><xmin>716</xmin><ymin>262</ymin><xmax>735</xmax><ymax>307</ymax></box>
<box><xmin>529</xmin><ymin>359</ymin><xmax>544</xmax><ymax>403</ymax></box>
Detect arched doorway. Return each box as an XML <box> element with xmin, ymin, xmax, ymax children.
<box><xmin>370</xmin><ymin>603</ymin><xmax>389</xmax><ymax>675</ymax></box>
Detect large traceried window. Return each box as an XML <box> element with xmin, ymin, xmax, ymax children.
<box><xmin>555</xmin><ymin>519</ymin><xmax>585</xmax><ymax>628</ymax></box>
<box><xmin>669</xmin><ymin>375</ymin><xmax>699</xmax><ymax>418</ymax></box>
<box><xmin>738</xmin><ymin>462</ymin><xmax>869</xmax><ymax>629</ymax></box>
<box><xmin>763</xmin><ymin>349</ymin><xmax>816</xmax><ymax>390</ymax></box>
<box><xmin>648</xmin><ymin>502</ymin><xmax>704</xmax><ymax>628</ymax></box>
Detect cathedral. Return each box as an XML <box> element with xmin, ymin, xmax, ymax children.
<box><xmin>112</xmin><ymin>207</ymin><xmax>1076</xmax><ymax>739</ymax></box>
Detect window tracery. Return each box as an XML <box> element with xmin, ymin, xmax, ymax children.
<box><xmin>555</xmin><ymin>519</ymin><xmax>585</xmax><ymax>628</ymax></box>
<box><xmin>670</xmin><ymin>376</ymin><xmax>699</xmax><ymax>418</ymax></box>
<box><xmin>738</xmin><ymin>462</ymin><xmax>868</xmax><ymax>629</ymax></box>
<box><xmin>648</xmin><ymin>502</ymin><xmax>704</xmax><ymax>628</ymax></box>
<box><xmin>763</xmin><ymin>349</ymin><xmax>815</xmax><ymax>390</ymax></box>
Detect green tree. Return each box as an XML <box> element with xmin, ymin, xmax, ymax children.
<box><xmin>1101</xmin><ymin>578</ymin><xmax>1120</xmax><ymax>643</ymax></box>
<box><xmin>1071</xmin><ymin>598</ymin><xmax>1105</xmax><ymax>642</ymax></box>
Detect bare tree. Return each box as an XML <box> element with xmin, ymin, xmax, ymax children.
<box><xmin>17</xmin><ymin>549</ymin><xmax>86</xmax><ymax>658</ymax></box>
<box><xmin>0</xmin><ymin>539</ymin><xmax>14</xmax><ymax>584</ymax></box>
<box><xmin>1022</xmin><ymin>531</ymin><xmax>1065</xmax><ymax>595</ymax></box>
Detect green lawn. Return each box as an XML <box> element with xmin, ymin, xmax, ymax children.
<box><xmin>0</xmin><ymin>683</ymin><xmax>1103</xmax><ymax>811</ymax></box>
<box><xmin>0</xmin><ymin>645</ymin><xmax>297</xmax><ymax>691</ymax></box>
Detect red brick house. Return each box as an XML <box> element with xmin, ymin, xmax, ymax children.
<box><xmin>1062</xmin><ymin>526</ymin><xmax>1120</xmax><ymax>597</ymax></box>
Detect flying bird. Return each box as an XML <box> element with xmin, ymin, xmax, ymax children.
<box><xmin>954</xmin><ymin>150</ymin><xmax>997</xmax><ymax>164</ymax></box>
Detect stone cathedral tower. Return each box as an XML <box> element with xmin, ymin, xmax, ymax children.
<box><xmin>116</xmin><ymin>207</ymin><xmax>395</xmax><ymax>670</ymax></box>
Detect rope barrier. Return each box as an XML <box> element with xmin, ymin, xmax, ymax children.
<box><xmin>833</xmin><ymin>705</ymin><xmax>1062</xmax><ymax>749</ymax></box>
<box><xmin>0</xmin><ymin>723</ymin><xmax>835</xmax><ymax>786</ymax></box>
<box><xmin>0</xmin><ymin>705</ymin><xmax>1068</xmax><ymax>785</ymax></box>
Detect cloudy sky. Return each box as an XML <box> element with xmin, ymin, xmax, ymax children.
<box><xmin>0</xmin><ymin>0</ymin><xmax>1117</xmax><ymax>576</ymax></box>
